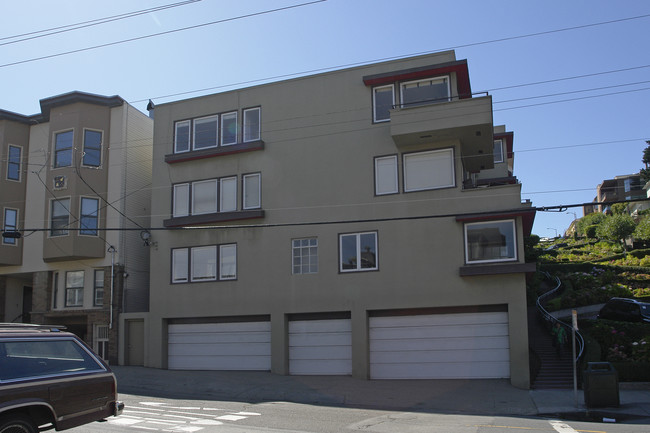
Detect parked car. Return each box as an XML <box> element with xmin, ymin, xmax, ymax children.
<box><xmin>598</xmin><ymin>298</ymin><xmax>650</xmax><ymax>323</ymax></box>
<box><xmin>0</xmin><ymin>324</ymin><xmax>124</xmax><ymax>432</ymax></box>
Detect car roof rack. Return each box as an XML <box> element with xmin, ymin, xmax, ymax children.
<box><xmin>0</xmin><ymin>323</ymin><xmax>67</xmax><ymax>331</ymax></box>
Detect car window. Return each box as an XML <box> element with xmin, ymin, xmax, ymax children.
<box><xmin>0</xmin><ymin>338</ymin><xmax>105</xmax><ymax>382</ymax></box>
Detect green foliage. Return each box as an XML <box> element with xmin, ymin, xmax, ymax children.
<box><xmin>596</xmin><ymin>214</ymin><xmax>636</xmax><ymax>246</ymax></box>
<box><xmin>576</xmin><ymin>212</ymin><xmax>606</xmax><ymax>236</ymax></box>
<box><xmin>635</xmin><ymin>216</ymin><xmax>650</xmax><ymax>241</ymax></box>
<box><xmin>581</xmin><ymin>319</ymin><xmax>650</xmax><ymax>365</ymax></box>
<box><xmin>610</xmin><ymin>203</ymin><xmax>628</xmax><ymax>215</ymax></box>
<box><xmin>585</xmin><ymin>225</ymin><xmax>598</xmax><ymax>239</ymax></box>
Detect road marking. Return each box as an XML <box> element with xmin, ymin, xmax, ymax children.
<box><xmin>235</xmin><ymin>411</ymin><xmax>261</xmax><ymax>416</ymax></box>
<box><xmin>217</xmin><ymin>414</ymin><xmax>248</xmax><ymax>421</ymax></box>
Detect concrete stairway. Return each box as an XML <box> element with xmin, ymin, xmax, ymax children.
<box><xmin>529</xmin><ymin>311</ymin><xmax>575</xmax><ymax>389</ymax></box>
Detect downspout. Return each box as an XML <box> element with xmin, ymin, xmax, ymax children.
<box><xmin>108</xmin><ymin>245</ymin><xmax>116</xmax><ymax>329</ymax></box>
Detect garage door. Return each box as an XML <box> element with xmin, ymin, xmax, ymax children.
<box><xmin>289</xmin><ymin>319</ymin><xmax>352</xmax><ymax>375</ymax></box>
<box><xmin>168</xmin><ymin>321</ymin><xmax>271</xmax><ymax>370</ymax></box>
<box><xmin>369</xmin><ymin>311</ymin><xmax>509</xmax><ymax>379</ymax></box>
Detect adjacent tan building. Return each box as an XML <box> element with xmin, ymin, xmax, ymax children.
<box><xmin>131</xmin><ymin>51</ymin><xmax>536</xmax><ymax>388</ymax></box>
<box><xmin>0</xmin><ymin>92</ymin><xmax>152</xmax><ymax>364</ymax></box>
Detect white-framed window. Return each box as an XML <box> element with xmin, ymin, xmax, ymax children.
<box><xmin>65</xmin><ymin>270</ymin><xmax>84</xmax><ymax>307</ymax></box>
<box><xmin>493</xmin><ymin>139</ymin><xmax>504</xmax><ymax>163</ymax></box>
<box><xmin>243</xmin><ymin>107</ymin><xmax>261</xmax><ymax>142</ymax></box>
<box><xmin>7</xmin><ymin>144</ymin><xmax>22</xmax><ymax>181</ymax></box>
<box><xmin>193</xmin><ymin>115</ymin><xmax>219</xmax><ymax>150</ymax></box>
<box><xmin>373</xmin><ymin>85</ymin><xmax>394</xmax><ymax>123</ymax></box>
<box><xmin>400</xmin><ymin>76</ymin><xmax>450</xmax><ymax>108</ymax></box>
<box><xmin>339</xmin><ymin>232</ymin><xmax>378</xmax><ymax>272</ymax></box>
<box><xmin>54</xmin><ymin>130</ymin><xmax>74</xmax><ymax>168</ymax></box>
<box><xmin>3</xmin><ymin>208</ymin><xmax>18</xmax><ymax>245</ymax></box>
<box><xmin>172</xmin><ymin>249</ymin><xmax>189</xmax><ymax>283</ymax></box>
<box><xmin>403</xmin><ymin>148</ymin><xmax>455</xmax><ymax>192</ymax></box>
<box><xmin>221</xmin><ymin>111</ymin><xmax>238</xmax><ymax>146</ymax></box>
<box><xmin>82</xmin><ymin>129</ymin><xmax>102</xmax><ymax>167</ymax></box>
<box><xmin>174</xmin><ymin>120</ymin><xmax>191</xmax><ymax>153</ymax></box>
<box><xmin>192</xmin><ymin>179</ymin><xmax>218</xmax><ymax>215</ymax></box>
<box><xmin>243</xmin><ymin>173</ymin><xmax>261</xmax><ymax>209</ymax></box>
<box><xmin>94</xmin><ymin>324</ymin><xmax>109</xmax><ymax>361</ymax></box>
<box><xmin>50</xmin><ymin>198</ymin><xmax>70</xmax><ymax>237</ymax></box>
<box><xmin>173</xmin><ymin>183</ymin><xmax>190</xmax><ymax>217</ymax></box>
<box><xmin>172</xmin><ymin>244</ymin><xmax>237</xmax><ymax>283</ymax></box>
<box><xmin>374</xmin><ymin>155</ymin><xmax>398</xmax><ymax>195</ymax></box>
<box><xmin>94</xmin><ymin>269</ymin><xmax>105</xmax><ymax>306</ymax></box>
<box><xmin>292</xmin><ymin>238</ymin><xmax>318</xmax><ymax>274</ymax></box>
<box><xmin>464</xmin><ymin>219</ymin><xmax>517</xmax><ymax>264</ymax></box>
<box><xmin>80</xmin><ymin>197</ymin><xmax>99</xmax><ymax>236</ymax></box>
<box><xmin>219</xmin><ymin>244</ymin><xmax>237</xmax><ymax>280</ymax></box>
<box><xmin>220</xmin><ymin>177</ymin><xmax>237</xmax><ymax>212</ymax></box>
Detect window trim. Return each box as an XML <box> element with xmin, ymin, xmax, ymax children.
<box><xmin>374</xmin><ymin>154</ymin><xmax>399</xmax><ymax>196</ymax></box>
<box><xmin>192</xmin><ymin>114</ymin><xmax>219</xmax><ymax>151</ymax></box>
<box><xmin>403</xmin><ymin>147</ymin><xmax>455</xmax><ymax>192</ymax></box>
<box><xmin>7</xmin><ymin>144</ymin><xmax>22</xmax><ymax>181</ymax></box>
<box><xmin>339</xmin><ymin>231</ymin><xmax>378</xmax><ymax>273</ymax></box>
<box><xmin>372</xmin><ymin>84</ymin><xmax>395</xmax><ymax>123</ymax></box>
<box><xmin>53</xmin><ymin>129</ymin><xmax>74</xmax><ymax>169</ymax></box>
<box><xmin>50</xmin><ymin>198</ymin><xmax>71</xmax><ymax>237</ymax></box>
<box><xmin>2</xmin><ymin>208</ymin><xmax>18</xmax><ymax>245</ymax></box>
<box><xmin>93</xmin><ymin>269</ymin><xmax>105</xmax><ymax>307</ymax></box>
<box><xmin>79</xmin><ymin>196</ymin><xmax>100</xmax><ymax>236</ymax></box>
<box><xmin>82</xmin><ymin>129</ymin><xmax>103</xmax><ymax>168</ymax></box>
<box><xmin>493</xmin><ymin>139</ymin><xmax>504</xmax><ymax>163</ymax></box>
<box><xmin>172</xmin><ymin>244</ymin><xmax>238</xmax><ymax>283</ymax></box>
<box><xmin>464</xmin><ymin>219</ymin><xmax>517</xmax><ymax>265</ymax></box>
<box><xmin>243</xmin><ymin>107</ymin><xmax>261</xmax><ymax>143</ymax></box>
<box><xmin>292</xmin><ymin>237</ymin><xmax>318</xmax><ymax>275</ymax></box>
<box><xmin>65</xmin><ymin>270</ymin><xmax>84</xmax><ymax>307</ymax></box>
<box><xmin>243</xmin><ymin>173</ymin><xmax>261</xmax><ymax>210</ymax></box>
<box><xmin>400</xmin><ymin>75</ymin><xmax>451</xmax><ymax>108</ymax></box>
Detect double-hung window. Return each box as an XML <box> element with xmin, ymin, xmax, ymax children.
<box><xmin>403</xmin><ymin>148</ymin><xmax>455</xmax><ymax>192</ymax></box>
<box><xmin>339</xmin><ymin>232</ymin><xmax>378</xmax><ymax>272</ymax></box>
<box><xmin>292</xmin><ymin>238</ymin><xmax>318</xmax><ymax>274</ymax></box>
<box><xmin>65</xmin><ymin>270</ymin><xmax>84</xmax><ymax>307</ymax></box>
<box><xmin>374</xmin><ymin>155</ymin><xmax>398</xmax><ymax>195</ymax></box>
<box><xmin>193</xmin><ymin>115</ymin><xmax>219</xmax><ymax>150</ymax></box>
<box><xmin>54</xmin><ymin>130</ymin><xmax>74</xmax><ymax>168</ymax></box>
<box><xmin>50</xmin><ymin>198</ymin><xmax>70</xmax><ymax>236</ymax></box>
<box><xmin>174</xmin><ymin>177</ymin><xmax>240</xmax><ymax>217</ymax></box>
<box><xmin>82</xmin><ymin>130</ymin><xmax>102</xmax><ymax>167</ymax></box>
<box><xmin>172</xmin><ymin>244</ymin><xmax>237</xmax><ymax>283</ymax></box>
<box><xmin>401</xmin><ymin>76</ymin><xmax>450</xmax><ymax>107</ymax></box>
<box><xmin>464</xmin><ymin>219</ymin><xmax>517</xmax><ymax>264</ymax></box>
<box><xmin>493</xmin><ymin>140</ymin><xmax>504</xmax><ymax>163</ymax></box>
<box><xmin>93</xmin><ymin>269</ymin><xmax>105</xmax><ymax>306</ymax></box>
<box><xmin>174</xmin><ymin>120</ymin><xmax>191</xmax><ymax>153</ymax></box>
<box><xmin>243</xmin><ymin>173</ymin><xmax>261</xmax><ymax>209</ymax></box>
<box><xmin>7</xmin><ymin>145</ymin><xmax>21</xmax><ymax>181</ymax></box>
<box><xmin>221</xmin><ymin>112</ymin><xmax>238</xmax><ymax>145</ymax></box>
<box><xmin>80</xmin><ymin>197</ymin><xmax>100</xmax><ymax>236</ymax></box>
<box><xmin>243</xmin><ymin>107</ymin><xmax>261</xmax><ymax>142</ymax></box>
<box><xmin>3</xmin><ymin>208</ymin><xmax>18</xmax><ymax>245</ymax></box>
<box><xmin>173</xmin><ymin>183</ymin><xmax>190</xmax><ymax>217</ymax></box>
<box><xmin>220</xmin><ymin>177</ymin><xmax>237</xmax><ymax>212</ymax></box>
<box><xmin>373</xmin><ymin>85</ymin><xmax>394</xmax><ymax>123</ymax></box>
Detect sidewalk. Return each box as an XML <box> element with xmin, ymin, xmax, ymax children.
<box><xmin>111</xmin><ymin>366</ymin><xmax>650</xmax><ymax>422</ymax></box>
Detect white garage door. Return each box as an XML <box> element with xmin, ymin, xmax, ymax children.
<box><xmin>168</xmin><ymin>321</ymin><xmax>271</xmax><ymax>370</ymax></box>
<box><xmin>369</xmin><ymin>311</ymin><xmax>510</xmax><ymax>379</ymax></box>
<box><xmin>289</xmin><ymin>319</ymin><xmax>352</xmax><ymax>375</ymax></box>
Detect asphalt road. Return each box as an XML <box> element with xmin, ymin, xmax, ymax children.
<box><xmin>65</xmin><ymin>393</ymin><xmax>649</xmax><ymax>433</ymax></box>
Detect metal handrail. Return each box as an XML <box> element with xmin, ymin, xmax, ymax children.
<box><xmin>536</xmin><ymin>272</ymin><xmax>585</xmax><ymax>361</ymax></box>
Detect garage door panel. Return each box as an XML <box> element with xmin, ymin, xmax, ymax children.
<box><xmin>370</xmin><ymin>336</ymin><xmax>510</xmax><ymax>352</ymax></box>
<box><xmin>372</xmin><ymin>361</ymin><xmax>510</xmax><ymax>379</ymax></box>
<box><xmin>370</xmin><ymin>348</ymin><xmax>510</xmax><ymax>364</ymax></box>
<box><xmin>370</xmin><ymin>323</ymin><xmax>509</xmax><ymax>340</ymax></box>
<box><xmin>289</xmin><ymin>319</ymin><xmax>352</xmax><ymax>376</ymax></box>
<box><xmin>370</xmin><ymin>312</ymin><xmax>507</xmax><ymax>328</ymax></box>
<box><xmin>168</xmin><ymin>321</ymin><xmax>271</xmax><ymax>371</ymax></box>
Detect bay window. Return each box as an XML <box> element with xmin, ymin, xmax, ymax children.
<box><xmin>465</xmin><ymin>219</ymin><xmax>517</xmax><ymax>264</ymax></box>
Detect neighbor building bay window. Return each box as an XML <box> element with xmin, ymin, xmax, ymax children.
<box><xmin>82</xmin><ymin>130</ymin><xmax>103</xmax><ymax>167</ymax></box>
<box><xmin>50</xmin><ymin>198</ymin><xmax>70</xmax><ymax>236</ymax></box>
<box><xmin>80</xmin><ymin>197</ymin><xmax>99</xmax><ymax>236</ymax></box>
<box><xmin>464</xmin><ymin>219</ymin><xmax>517</xmax><ymax>264</ymax></box>
<box><xmin>7</xmin><ymin>144</ymin><xmax>21</xmax><ymax>181</ymax></box>
<box><xmin>3</xmin><ymin>208</ymin><xmax>18</xmax><ymax>245</ymax></box>
<box><xmin>65</xmin><ymin>270</ymin><xmax>84</xmax><ymax>307</ymax></box>
<box><xmin>54</xmin><ymin>130</ymin><xmax>74</xmax><ymax>168</ymax></box>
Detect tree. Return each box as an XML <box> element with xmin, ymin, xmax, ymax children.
<box><xmin>596</xmin><ymin>214</ymin><xmax>636</xmax><ymax>249</ymax></box>
<box><xmin>641</xmin><ymin>140</ymin><xmax>650</xmax><ymax>183</ymax></box>
<box><xmin>576</xmin><ymin>212</ymin><xmax>606</xmax><ymax>236</ymax></box>
<box><xmin>610</xmin><ymin>202</ymin><xmax>628</xmax><ymax>215</ymax></box>
<box><xmin>634</xmin><ymin>216</ymin><xmax>650</xmax><ymax>241</ymax></box>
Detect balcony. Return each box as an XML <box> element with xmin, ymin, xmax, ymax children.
<box><xmin>389</xmin><ymin>95</ymin><xmax>494</xmax><ymax>173</ymax></box>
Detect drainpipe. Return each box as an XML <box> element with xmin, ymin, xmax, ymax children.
<box><xmin>107</xmin><ymin>246</ymin><xmax>116</xmax><ymax>329</ymax></box>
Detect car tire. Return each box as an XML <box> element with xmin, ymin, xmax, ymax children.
<box><xmin>0</xmin><ymin>415</ymin><xmax>38</xmax><ymax>433</ymax></box>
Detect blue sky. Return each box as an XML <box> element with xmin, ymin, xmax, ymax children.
<box><xmin>2</xmin><ymin>0</ymin><xmax>649</xmax><ymax>238</ymax></box>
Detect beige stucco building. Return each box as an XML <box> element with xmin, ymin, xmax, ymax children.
<box><xmin>134</xmin><ymin>51</ymin><xmax>535</xmax><ymax>388</ymax></box>
<box><xmin>0</xmin><ymin>92</ymin><xmax>152</xmax><ymax>364</ymax></box>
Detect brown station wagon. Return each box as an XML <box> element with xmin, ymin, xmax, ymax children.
<box><xmin>0</xmin><ymin>324</ymin><xmax>124</xmax><ymax>432</ymax></box>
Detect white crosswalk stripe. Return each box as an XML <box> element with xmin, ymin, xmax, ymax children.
<box><xmin>549</xmin><ymin>420</ymin><xmax>579</xmax><ymax>433</ymax></box>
